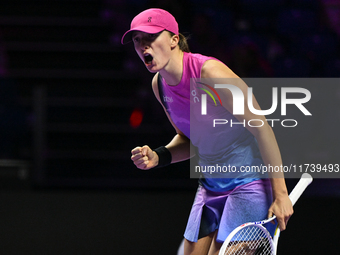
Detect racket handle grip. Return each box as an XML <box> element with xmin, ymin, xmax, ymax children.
<box><xmin>288</xmin><ymin>173</ymin><xmax>313</xmax><ymax>206</ymax></box>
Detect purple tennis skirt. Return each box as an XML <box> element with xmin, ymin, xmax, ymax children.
<box><xmin>184</xmin><ymin>179</ymin><xmax>277</xmax><ymax>243</ymax></box>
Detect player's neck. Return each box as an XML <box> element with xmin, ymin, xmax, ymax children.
<box><xmin>160</xmin><ymin>49</ymin><xmax>184</xmax><ymax>86</ymax></box>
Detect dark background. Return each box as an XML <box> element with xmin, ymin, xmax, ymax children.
<box><xmin>0</xmin><ymin>0</ymin><xmax>339</xmax><ymax>254</ymax></box>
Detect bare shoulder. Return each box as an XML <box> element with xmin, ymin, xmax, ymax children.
<box><xmin>201</xmin><ymin>59</ymin><xmax>239</xmax><ymax>79</ymax></box>
<box><xmin>151</xmin><ymin>72</ymin><xmax>159</xmax><ymax>90</ymax></box>
<box><xmin>151</xmin><ymin>72</ymin><xmax>161</xmax><ymax>102</ymax></box>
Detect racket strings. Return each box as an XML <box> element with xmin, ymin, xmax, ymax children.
<box><xmin>223</xmin><ymin>226</ymin><xmax>273</xmax><ymax>255</ymax></box>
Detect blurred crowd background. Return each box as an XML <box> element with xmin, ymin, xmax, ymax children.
<box><xmin>104</xmin><ymin>0</ymin><xmax>340</xmax><ymax>78</ymax></box>
<box><xmin>0</xmin><ymin>1</ymin><xmax>339</xmax><ymax>254</ymax></box>
<box><xmin>0</xmin><ymin>0</ymin><xmax>339</xmax><ymax>188</ymax></box>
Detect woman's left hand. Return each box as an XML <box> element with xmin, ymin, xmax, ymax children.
<box><xmin>267</xmin><ymin>194</ymin><xmax>293</xmax><ymax>231</ymax></box>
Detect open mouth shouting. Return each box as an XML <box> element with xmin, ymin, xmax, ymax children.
<box><xmin>144</xmin><ymin>53</ymin><xmax>153</xmax><ymax>66</ymax></box>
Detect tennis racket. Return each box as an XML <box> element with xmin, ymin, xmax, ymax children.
<box><xmin>218</xmin><ymin>173</ymin><xmax>313</xmax><ymax>255</ymax></box>
<box><xmin>177</xmin><ymin>238</ymin><xmax>185</xmax><ymax>255</ymax></box>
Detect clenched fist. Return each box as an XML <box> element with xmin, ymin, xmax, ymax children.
<box><xmin>131</xmin><ymin>145</ymin><xmax>159</xmax><ymax>170</ymax></box>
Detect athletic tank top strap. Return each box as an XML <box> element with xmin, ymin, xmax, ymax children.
<box><xmin>157</xmin><ymin>72</ymin><xmax>167</xmax><ymax>109</ymax></box>
<box><xmin>157</xmin><ymin>52</ymin><xmax>216</xmax><ymax>138</ymax></box>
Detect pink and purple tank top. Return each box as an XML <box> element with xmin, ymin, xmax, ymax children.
<box><xmin>158</xmin><ymin>52</ymin><xmax>263</xmax><ymax>192</ymax></box>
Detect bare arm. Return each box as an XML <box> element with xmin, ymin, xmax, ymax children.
<box><xmin>151</xmin><ymin>73</ymin><xmax>192</xmax><ymax>163</ymax></box>
<box><xmin>131</xmin><ymin>73</ymin><xmax>192</xmax><ymax>170</ymax></box>
<box><xmin>201</xmin><ymin>60</ymin><xmax>293</xmax><ymax>231</ymax></box>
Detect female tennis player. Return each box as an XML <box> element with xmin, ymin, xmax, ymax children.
<box><xmin>123</xmin><ymin>8</ymin><xmax>293</xmax><ymax>255</ymax></box>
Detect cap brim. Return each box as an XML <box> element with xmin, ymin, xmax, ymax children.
<box><xmin>121</xmin><ymin>26</ymin><xmax>165</xmax><ymax>44</ymax></box>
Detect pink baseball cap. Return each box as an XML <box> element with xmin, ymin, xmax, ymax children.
<box><xmin>121</xmin><ymin>8</ymin><xmax>179</xmax><ymax>44</ymax></box>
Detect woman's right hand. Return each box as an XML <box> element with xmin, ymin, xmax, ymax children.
<box><xmin>131</xmin><ymin>145</ymin><xmax>159</xmax><ymax>170</ymax></box>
